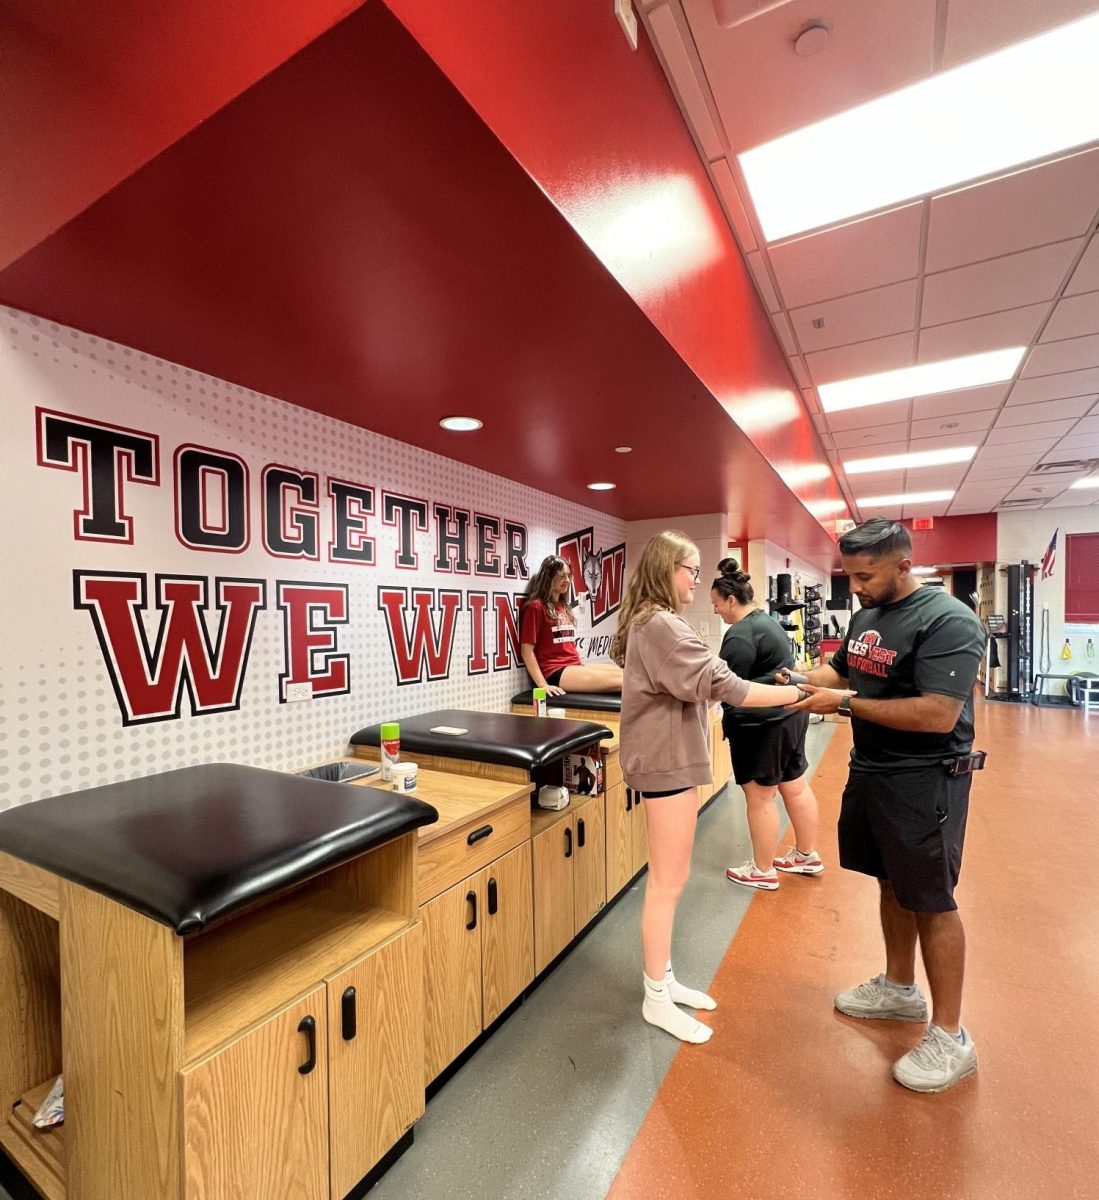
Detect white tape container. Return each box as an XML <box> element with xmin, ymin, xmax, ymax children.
<box><xmin>391</xmin><ymin>762</ymin><xmax>418</xmax><ymax>791</ymax></box>
<box><xmin>548</xmin><ymin>707</ymin><xmax>567</xmax><ymax>718</ymax></box>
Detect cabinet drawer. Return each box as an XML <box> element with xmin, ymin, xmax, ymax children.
<box><xmin>418</xmin><ymin>796</ymin><xmax>530</xmax><ymax>904</ymax></box>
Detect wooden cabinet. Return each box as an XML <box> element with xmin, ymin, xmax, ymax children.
<box><xmin>605</xmin><ymin>780</ymin><xmax>648</xmax><ymax>898</ymax></box>
<box><xmin>420</xmin><ymin>841</ymin><xmax>533</xmax><ymax>1085</ymax></box>
<box><xmin>0</xmin><ymin>829</ymin><xmax>425</xmax><ymax>1200</ymax></box>
<box><xmin>182</xmin><ymin>988</ymin><xmax>330</xmax><ymax>1200</ymax></box>
<box><xmin>709</xmin><ymin>711</ymin><xmax>732</xmax><ymax>802</ymax></box>
<box><xmin>531</xmin><ymin>795</ymin><xmax>607</xmax><ymax>975</ymax></box>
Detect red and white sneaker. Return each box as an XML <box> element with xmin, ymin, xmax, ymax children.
<box><xmin>772</xmin><ymin>846</ymin><xmax>824</xmax><ymax>875</ymax></box>
<box><xmin>725</xmin><ymin>861</ymin><xmax>779</xmax><ymax>891</ymax></box>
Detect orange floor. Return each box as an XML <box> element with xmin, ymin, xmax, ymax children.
<box><xmin>607</xmin><ymin>700</ymin><xmax>1099</xmax><ymax>1200</ymax></box>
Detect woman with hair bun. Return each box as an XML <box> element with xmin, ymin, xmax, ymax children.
<box><xmin>613</xmin><ymin>532</ymin><xmax>841</xmax><ymax>1044</ymax></box>
<box><xmin>711</xmin><ymin>558</ymin><xmax>824</xmax><ymax>891</ymax></box>
<box><xmin>520</xmin><ymin>555</ymin><xmax>623</xmax><ymax>696</ymax></box>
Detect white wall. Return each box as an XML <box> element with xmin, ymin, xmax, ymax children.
<box><xmin>1</xmin><ymin>308</ymin><xmax>626</xmax><ymax>806</ymax></box>
<box><xmin>625</xmin><ymin>514</ymin><xmax>725</xmax><ymax>655</ymax></box>
<box><xmin>996</xmin><ymin>506</ymin><xmax>1099</xmax><ymax>655</ymax></box>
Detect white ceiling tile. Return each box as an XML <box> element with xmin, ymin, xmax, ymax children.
<box><xmin>823</xmin><ymin>398</ymin><xmax>910</xmax><ymax>432</ymax></box>
<box><xmin>790</xmin><ymin>280</ymin><xmax>917</xmax><ymax>353</ymax></box>
<box><xmin>975</xmin><ymin>438</ymin><xmax>1056</xmax><ymax>460</ymax></box>
<box><xmin>832</xmin><ymin>422</ymin><xmax>910</xmax><ymax>449</ymax></box>
<box><xmin>907</xmin><ymin>431</ymin><xmax>984</xmax><ymax>453</ymax></box>
<box><xmin>909</xmin><ymin>409</ymin><xmax>994</xmax><ymax>440</ymax></box>
<box><xmin>995</xmin><ymin>396</ymin><xmax>1096</xmax><ymax>427</ymax></box>
<box><xmin>1022</xmin><ymin>332</ymin><xmax>1099</xmax><ymax>377</ymax></box>
<box><xmin>805</xmin><ymin>332</ymin><xmax>915</xmax><ymax>385</ymax></box>
<box><xmin>1066</xmin><ymin>238</ymin><xmax>1099</xmax><ymax>296</ymax></box>
<box><xmin>963</xmin><ymin>463</ymin><xmax>1027</xmax><ymax>480</ymax></box>
<box><xmin>839</xmin><ymin>470</ymin><xmax>908</xmax><ymax>492</ymax></box>
<box><xmin>1003</xmin><ymin>480</ymin><xmax>1069</xmax><ymax>501</ymax></box>
<box><xmin>745</xmin><ymin>250</ymin><xmax>782</xmax><ymax>312</ymax></box>
<box><xmin>1039</xmin><ymin>291</ymin><xmax>1099</xmax><ymax>342</ymax></box>
<box><xmin>685</xmin><ymin>0</ymin><xmax>937</xmax><ymax>154</ymax></box>
<box><xmin>986</xmin><ymin>419</ymin><xmax>1080</xmax><ymax>444</ymax></box>
<box><xmin>1008</xmin><ymin>368</ymin><xmax>1099</xmax><ymax>404</ymax></box>
<box><xmin>789</xmin><ymin>356</ymin><xmax>810</xmax><ymax>388</ymax></box>
<box><xmin>859</xmin><ymin>504</ymin><xmax>906</xmax><ymax>520</ymax></box>
<box><xmin>910</xmin><ymin>383</ymin><xmax>1009</xmax><ymax>419</ymax></box>
<box><xmin>1049</xmin><ymin>434</ymin><xmax>1099</xmax><ymax>454</ymax></box>
<box><xmin>949</xmin><ymin>503</ymin><xmax>998</xmax><ymax>514</ymax></box>
<box><xmin>767</xmin><ymin>204</ymin><xmax>923</xmax><ymax>309</ymax></box>
<box><xmin>1074</xmin><ymin>415</ymin><xmax>1099</xmax><ymax>434</ymax></box>
<box><xmin>708</xmin><ymin>158</ymin><xmax>757</xmax><ymax>253</ymax></box>
<box><xmin>917</xmin><ymin>304</ymin><xmax>1048</xmax><ymax>362</ymax></box>
<box><xmin>900</xmin><ymin>501</ymin><xmax>953</xmax><ymax>518</ymax></box>
<box><xmin>942</xmin><ymin>0</ymin><xmax>1099</xmax><ymax>67</ymax></box>
<box><xmin>905</xmin><ymin>466</ymin><xmax>969</xmax><ymax>488</ymax></box>
<box><xmin>921</xmin><ymin>240</ymin><xmax>1083</xmax><ymax>326</ymax></box>
<box><xmin>1044</xmin><ymin>491</ymin><xmax>1099</xmax><ymax>507</ymax></box>
<box><xmin>771</xmin><ymin>311</ymin><xmax>798</xmax><ymax>357</ymax></box>
<box><xmin>926</xmin><ymin>148</ymin><xmax>1099</xmax><ymax>272</ymax></box>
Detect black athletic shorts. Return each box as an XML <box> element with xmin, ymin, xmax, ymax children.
<box><xmin>544</xmin><ymin>667</ymin><xmax>566</xmax><ymax>687</ymax></box>
<box><xmin>638</xmin><ymin>787</ymin><xmax>690</xmax><ymax>799</ymax></box>
<box><xmin>725</xmin><ymin>711</ymin><xmax>809</xmax><ymax>787</ymax></box>
<box><xmin>838</xmin><ymin>766</ymin><xmax>971</xmax><ymax>913</ymax></box>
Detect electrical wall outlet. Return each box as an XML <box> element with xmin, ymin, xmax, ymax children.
<box><xmin>699</xmin><ymin>620</ymin><xmax>710</xmax><ymax>636</ymax></box>
<box><xmin>286</xmin><ymin>682</ymin><xmax>313</xmax><ymax>702</ymax></box>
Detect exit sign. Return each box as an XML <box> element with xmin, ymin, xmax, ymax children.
<box><xmin>913</xmin><ymin>517</ymin><xmax>935</xmax><ymax>531</ymax></box>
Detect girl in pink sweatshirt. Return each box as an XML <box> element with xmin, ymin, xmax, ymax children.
<box><xmin>611</xmin><ymin>531</ymin><xmax>824</xmax><ymax>1044</ymax></box>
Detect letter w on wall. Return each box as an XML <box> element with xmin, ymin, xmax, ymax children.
<box><xmin>74</xmin><ymin>572</ymin><xmax>265</xmax><ymax>725</ymax></box>
<box><xmin>377</xmin><ymin>587</ymin><xmax>461</xmax><ymax>684</ymax></box>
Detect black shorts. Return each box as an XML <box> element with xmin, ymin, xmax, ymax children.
<box><xmin>725</xmin><ymin>712</ymin><xmax>809</xmax><ymax>787</ymax></box>
<box><xmin>544</xmin><ymin>667</ymin><xmax>566</xmax><ymax>687</ymax></box>
<box><xmin>838</xmin><ymin>767</ymin><xmax>971</xmax><ymax>913</ymax></box>
<box><xmin>638</xmin><ymin>787</ymin><xmax>690</xmax><ymax>799</ymax></box>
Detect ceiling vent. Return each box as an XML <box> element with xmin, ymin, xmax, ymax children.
<box><xmin>1032</xmin><ymin>458</ymin><xmax>1099</xmax><ymax>475</ymax></box>
<box><xmin>997</xmin><ymin>498</ymin><xmax>1046</xmax><ymax>508</ymax></box>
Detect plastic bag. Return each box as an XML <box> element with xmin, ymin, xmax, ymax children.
<box><xmin>32</xmin><ymin>1075</ymin><xmax>64</xmax><ymax>1128</ymax></box>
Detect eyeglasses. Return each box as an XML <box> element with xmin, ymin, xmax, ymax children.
<box><xmin>678</xmin><ymin>564</ymin><xmax>701</xmax><ymax>582</ymax></box>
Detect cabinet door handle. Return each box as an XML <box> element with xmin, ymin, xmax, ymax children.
<box><xmin>577</xmin><ymin>817</ymin><xmax>586</xmax><ymax>848</ymax></box>
<box><xmin>341</xmin><ymin>986</ymin><xmax>357</xmax><ymax>1042</ymax></box>
<box><xmin>487</xmin><ymin>876</ymin><xmax>498</xmax><ymax>916</ymax></box>
<box><xmin>564</xmin><ymin>826</ymin><xmax>573</xmax><ymax>858</ymax></box>
<box><xmin>297</xmin><ymin>1015</ymin><xmax>317</xmax><ymax>1075</ymax></box>
<box><xmin>626</xmin><ymin>787</ymin><xmax>633</xmax><ymax>812</ymax></box>
<box><xmin>466</xmin><ymin>889</ymin><xmax>478</xmax><ymax>931</ymax></box>
<box><xmin>467</xmin><ymin>824</ymin><xmax>493</xmax><ymax>845</ymax></box>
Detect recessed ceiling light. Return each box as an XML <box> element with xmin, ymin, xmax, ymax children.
<box><xmin>818</xmin><ymin>348</ymin><xmax>1025</xmax><ymax>414</ymax></box>
<box><xmin>587</xmin><ymin>481</ymin><xmax>616</xmax><ymax>491</ymax></box>
<box><xmin>439</xmin><ymin>416</ymin><xmax>483</xmax><ymax>432</ymax></box>
<box><xmin>614</xmin><ymin>446</ymin><xmax>633</xmax><ymax>454</ymax></box>
<box><xmin>1070</xmin><ymin>476</ymin><xmax>1099</xmax><ymax>489</ymax></box>
<box><xmin>739</xmin><ymin>12</ymin><xmax>1099</xmax><ymax>240</ymax></box>
<box><xmin>843</xmin><ymin>446</ymin><xmax>977</xmax><ymax>475</ymax></box>
<box><xmin>855</xmin><ymin>490</ymin><xmax>955</xmax><ymax>507</ymax></box>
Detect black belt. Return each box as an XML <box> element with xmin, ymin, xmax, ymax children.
<box><xmin>942</xmin><ymin>750</ymin><xmax>987</xmax><ymax>777</ymax></box>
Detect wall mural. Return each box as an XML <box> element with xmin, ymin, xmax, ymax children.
<box><xmin>1</xmin><ymin>309</ymin><xmax>625</xmax><ymax>805</ymax></box>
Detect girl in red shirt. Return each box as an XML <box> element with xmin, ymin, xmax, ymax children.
<box><xmin>520</xmin><ymin>556</ymin><xmax>623</xmax><ymax>696</ymax></box>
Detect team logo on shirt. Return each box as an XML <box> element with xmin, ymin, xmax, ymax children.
<box><xmin>847</xmin><ymin>629</ymin><xmax>898</xmax><ymax>678</ymax></box>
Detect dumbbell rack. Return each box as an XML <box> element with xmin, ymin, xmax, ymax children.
<box><xmin>803</xmin><ymin>584</ymin><xmax>823</xmax><ymax>667</ymax></box>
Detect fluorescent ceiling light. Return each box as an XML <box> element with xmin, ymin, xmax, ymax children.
<box><xmin>856</xmin><ymin>490</ymin><xmax>955</xmax><ymax>507</ymax></box>
<box><xmin>587</xmin><ymin>481</ymin><xmax>616</xmax><ymax>491</ymax></box>
<box><xmin>818</xmin><ymin>348</ymin><xmax>1025</xmax><ymax>414</ymax></box>
<box><xmin>739</xmin><ymin>12</ymin><xmax>1099</xmax><ymax>240</ymax></box>
<box><xmin>1070</xmin><ymin>476</ymin><xmax>1099</xmax><ymax>489</ymax></box>
<box><xmin>439</xmin><ymin>416</ymin><xmax>482</xmax><ymax>432</ymax></box>
<box><xmin>843</xmin><ymin>446</ymin><xmax>977</xmax><ymax>475</ymax></box>
<box><xmin>911</xmin><ymin>567</ymin><xmax>941</xmax><ymax>576</ymax></box>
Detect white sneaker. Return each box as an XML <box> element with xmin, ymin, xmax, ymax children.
<box><xmin>892</xmin><ymin>1025</ymin><xmax>978</xmax><ymax>1093</ymax></box>
<box><xmin>834</xmin><ymin>974</ymin><xmax>929</xmax><ymax>1022</ymax></box>
<box><xmin>725</xmin><ymin>860</ymin><xmax>779</xmax><ymax>891</ymax></box>
<box><xmin>772</xmin><ymin>846</ymin><xmax>824</xmax><ymax>875</ymax></box>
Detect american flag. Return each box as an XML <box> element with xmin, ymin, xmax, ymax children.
<box><xmin>1041</xmin><ymin>528</ymin><xmax>1058</xmax><ymax>579</ymax></box>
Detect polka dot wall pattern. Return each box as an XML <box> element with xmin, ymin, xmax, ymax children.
<box><xmin>0</xmin><ymin>308</ymin><xmax>626</xmax><ymax>808</ymax></box>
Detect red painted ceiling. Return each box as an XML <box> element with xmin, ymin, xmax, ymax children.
<box><xmin>0</xmin><ymin>0</ymin><xmax>359</xmax><ymax>268</ymax></box>
<box><xmin>0</xmin><ymin>0</ymin><xmax>841</xmax><ymax>571</ymax></box>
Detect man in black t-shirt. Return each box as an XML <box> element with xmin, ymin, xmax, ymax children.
<box><xmin>787</xmin><ymin>519</ymin><xmax>986</xmax><ymax>1094</ymax></box>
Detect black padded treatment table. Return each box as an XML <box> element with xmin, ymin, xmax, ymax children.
<box><xmin>350</xmin><ymin>708</ymin><xmax>613</xmax><ymax>775</ymax></box>
<box><xmin>510</xmin><ymin>688</ymin><xmax>622</xmax><ymax>714</ymax></box>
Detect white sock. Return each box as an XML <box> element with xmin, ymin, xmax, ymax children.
<box><xmin>664</xmin><ymin>961</ymin><xmax>717</xmax><ymax>1011</ymax></box>
<box><xmin>884</xmin><ymin>976</ymin><xmax>918</xmax><ymax>996</ymax></box>
<box><xmin>642</xmin><ymin>972</ymin><xmax>713</xmax><ymax>1044</ymax></box>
